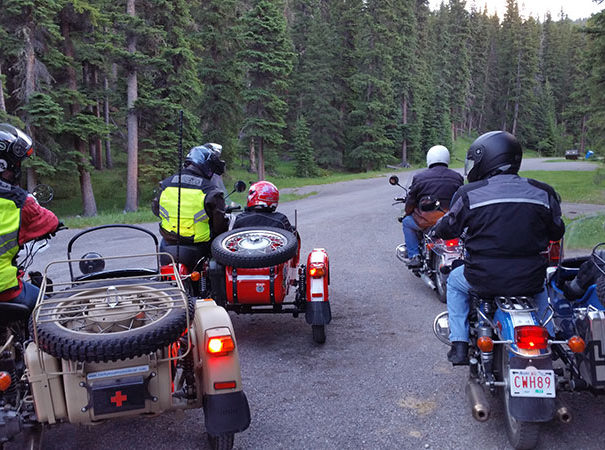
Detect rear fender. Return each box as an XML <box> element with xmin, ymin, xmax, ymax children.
<box><xmin>193</xmin><ymin>299</ymin><xmax>250</xmax><ymax>434</ymax></box>
<box><xmin>305</xmin><ymin>249</ymin><xmax>331</xmax><ymax>325</ymax></box>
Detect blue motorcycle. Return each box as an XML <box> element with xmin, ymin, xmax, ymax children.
<box><xmin>434</xmin><ymin>282</ymin><xmax>582</xmax><ymax>449</ymax></box>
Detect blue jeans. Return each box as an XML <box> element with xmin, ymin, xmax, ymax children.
<box><xmin>447</xmin><ymin>265</ymin><xmax>553</xmax><ymax>342</ymax></box>
<box><xmin>402</xmin><ymin>215</ymin><xmax>422</xmax><ymax>258</ymax></box>
<box><xmin>11</xmin><ymin>281</ymin><xmax>40</xmax><ymax>310</ymax></box>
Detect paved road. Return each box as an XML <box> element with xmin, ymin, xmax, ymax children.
<box><xmin>16</xmin><ymin>161</ymin><xmax>605</xmax><ymax>450</ymax></box>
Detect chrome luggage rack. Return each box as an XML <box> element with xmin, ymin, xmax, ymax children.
<box><xmin>31</xmin><ymin>253</ymin><xmax>191</xmax><ymax>365</ymax></box>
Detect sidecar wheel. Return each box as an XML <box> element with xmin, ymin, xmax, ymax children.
<box><xmin>496</xmin><ymin>346</ymin><xmax>540</xmax><ymax>450</ymax></box>
<box><xmin>207</xmin><ymin>433</ymin><xmax>234</xmax><ymax>450</ymax></box>
<box><xmin>33</xmin><ymin>279</ymin><xmax>193</xmax><ymax>363</ymax></box>
<box><xmin>211</xmin><ymin>227</ymin><xmax>298</xmax><ymax>268</ymax></box>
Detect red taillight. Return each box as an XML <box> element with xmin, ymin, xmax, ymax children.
<box><xmin>160</xmin><ymin>263</ymin><xmax>187</xmax><ymax>280</ymax></box>
<box><xmin>309</xmin><ymin>263</ymin><xmax>326</xmax><ymax>278</ymax></box>
<box><xmin>445</xmin><ymin>238</ymin><xmax>459</xmax><ymax>247</ymax></box>
<box><xmin>515</xmin><ymin>325</ymin><xmax>549</xmax><ymax>350</ymax></box>
<box><xmin>214</xmin><ymin>381</ymin><xmax>237</xmax><ymax>390</ymax></box>
<box><xmin>207</xmin><ymin>335</ymin><xmax>235</xmax><ymax>355</ymax></box>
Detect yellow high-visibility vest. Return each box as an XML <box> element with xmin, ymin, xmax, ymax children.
<box><xmin>0</xmin><ymin>197</ymin><xmax>21</xmax><ymax>292</ymax></box>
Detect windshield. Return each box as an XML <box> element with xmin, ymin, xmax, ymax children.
<box><xmin>562</xmin><ymin>213</ymin><xmax>605</xmax><ymax>260</ymax></box>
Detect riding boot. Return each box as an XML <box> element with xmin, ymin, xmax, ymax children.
<box><xmin>447</xmin><ymin>341</ymin><xmax>469</xmax><ymax>366</ymax></box>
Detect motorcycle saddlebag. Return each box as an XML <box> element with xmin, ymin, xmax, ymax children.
<box><xmin>577</xmin><ymin>310</ymin><xmax>605</xmax><ymax>388</ymax></box>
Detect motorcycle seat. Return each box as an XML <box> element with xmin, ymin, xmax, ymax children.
<box><xmin>0</xmin><ymin>302</ymin><xmax>31</xmax><ymax>326</ymax></box>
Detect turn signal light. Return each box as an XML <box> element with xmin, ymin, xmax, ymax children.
<box><xmin>477</xmin><ymin>336</ymin><xmax>494</xmax><ymax>352</ymax></box>
<box><xmin>309</xmin><ymin>263</ymin><xmax>326</xmax><ymax>278</ymax></box>
<box><xmin>190</xmin><ymin>271</ymin><xmax>201</xmax><ymax>282</ymax></box>
<box><xmin>568</xmin><ymin>336</ymin><xmax>586</xmax><ymax>353</ymax></box>
<box><xmin>207</xmin><ymin>335</ymin><xmax>235</xmax><ymax>355</ymax></box>
<box><xmin>0</xmin><ymin>372</ymin><xmax>11</xmax><ymax>392</ymax></box>
<box><xmin>515</xmin><ymin>325</ymin><xmax>549</xmax><ymax>350</ymax></box>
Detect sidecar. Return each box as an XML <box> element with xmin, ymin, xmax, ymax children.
<box><xmin>209</xmin><ymin>226</ymin><xmax>331</xmax><ymax>344</ymax></box>
<box><xmin>548</xmin><ymin>254</ymin><xmax>605</xmax><ymax>393</ymax></box>
<box><xmin>19</xmin><ymin>225</ymin><xmax>250</xmax><ymax>450</ymax></box>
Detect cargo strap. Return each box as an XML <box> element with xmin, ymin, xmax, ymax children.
<box><xmin>269</xmin><ymin>266</ymin><xmax>275</xmax><ymax>304</ymax></box>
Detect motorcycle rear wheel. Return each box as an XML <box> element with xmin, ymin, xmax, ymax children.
<box><xmin>496</xmin><ymin>345</ymin><xmax>540</xmax><ymax>450</ymax></box>
<box><xmin>432</xmin><ymin>255</ymin><xmax>447</xmax><ymax>303</ymax></box>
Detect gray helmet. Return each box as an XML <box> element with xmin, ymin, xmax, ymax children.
<box><xmin>465</xmin><ymin>131</ymin><xmax>522</xmax><ymax>182</ymax></box>
<box><xmin>185</xmin><ymin>144</ymin><xmax>225</xmax><ymax>179</ymax></box>
<box><xmin>426</xmin><ymin>145</ymin><xmax>450</xmax><ymax>168</ymax></box>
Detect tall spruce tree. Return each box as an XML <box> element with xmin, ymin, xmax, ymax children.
<box><xmin>239</xmin><ymin>0</ymin><xmax>294</xmax><ymax>179</ymax></box>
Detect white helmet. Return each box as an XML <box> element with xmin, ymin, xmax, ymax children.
<box><xmin>426</xmin><ymin>145</ymin><xmax>450</xmax><ymax>168</ymax></box>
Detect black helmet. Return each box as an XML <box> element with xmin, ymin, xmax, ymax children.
<box><xmin>465</xmin><ymin>131</ymin><xmax>522</xmax><ymax>182</ymax></box>
<box><xmin>0</xmin><ymin>123</ymin><xmax>33</xmax><ymax>183</ymax></box>
<box><xmin>185</xmin><ymin>144</ymin><xmax>225</xmax><ymax>179</ymax></box>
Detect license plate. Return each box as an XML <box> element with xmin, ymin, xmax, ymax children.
<box><xmin>91</xmin><ymin>375</ymin><xmax>147</xmax><ymax>415</ymax></box>
<box><xmin>509</xmin><ymin>368</ymin><xmax>556</xmax><ymax>398</ymax></box>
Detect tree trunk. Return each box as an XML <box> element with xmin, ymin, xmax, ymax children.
<box><xmin>124</xmin><ymin>0</ymin><xmax>139</xmax><ymax>212</ymax></box>
<box><xmin>104</xmin><ymin>75</ymin><xmax>113</xmax><ymax>168</ymax></box>
<box><xmin>93</xmin><ymin>67</ymin><xmax>103</xmax><ymax>169</ymax></box>
<box><xmin>0</xmin><ymin>64</ymin><xmax>6</xmax><ymax>112</ymax></box>
<box><xmin>23</xmin><ymin>26</ymin><xmax>37</xmax><ymax>192</ymax></box>
<box><xmin>511</xmin><ymin>50</ymin><xmax>522</xmax><ymax>136</ymax></box>
<box><xmin>61</xmin><ymin>11</ymin><xmax>97</xmax><ymax>216</ymax></box>
<box><xmin>580</xmin><ymin>114</ymin><xmax>587</xmax><ymax>154</ymax></box>
<box><xmin>249</xmin><ymin>137</ymin><xmax>257</xmax><ymax>173</ymax></box>
<box><xmin>257</xmin><ymin>137</ymin><xmax>265</xmax><ymax>180</ymax></box>
<box><xmin>401</xmin><ymin>96</ymin><xmax>408</xmax><ymax>166</ymax></box>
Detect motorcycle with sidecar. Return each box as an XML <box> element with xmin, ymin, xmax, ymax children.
<box><xmin>0</xmin><ymin>224</ymin><xmax>250</xmax><ymax>449</ymax></box>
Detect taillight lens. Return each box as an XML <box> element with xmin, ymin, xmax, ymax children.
<box><xmin>445</xmin><ymin>238</ymin><xmax>459</xmax><ymax>247</ymax></box>
<box><xmin>309</xmin><ymin>263</ymin><xmax>326</xmax><ymax>278</ymax></box>
<box><xmin>207</xmin><ymin>335</ymin><xmax>235</xmax><ymax>355</ymax></box>
<box><xmin>515</xmin><ymin>325</ymin><xmax>549</xmax><ymax>350</ymax></box>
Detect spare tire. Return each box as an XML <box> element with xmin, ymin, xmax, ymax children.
<box><xmin>211</xmin><ymin>227</ymin><xmax>298</xmax><ymax>268</ymax></box>
<box><xmin>32</xmin><ymin>279</ymin><xmax>193</xmax><ymax>363</ymax></box>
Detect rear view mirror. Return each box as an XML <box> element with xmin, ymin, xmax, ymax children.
<box><xmin>234</xmin><ymin>180</ymin><xmax>246</xmax><ymax>193</ymax></box>
<box><xmin>388</xmin><ymin>175</ymin><xmax>399</xmax><ymax>186</ymax></box>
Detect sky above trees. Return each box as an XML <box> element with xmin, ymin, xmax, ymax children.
<box><xmin>430</xmin><ymin>0</ymin><xmax>604</xmax><ymax>20</ymax></box>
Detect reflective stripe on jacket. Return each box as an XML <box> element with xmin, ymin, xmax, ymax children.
<box><xmin>159</xmin><ymin>175</ymin><xmax>210</xmax><ymax>243</ymax></box>
<box><xmin>0</xmin><ymin>197</ymin><xmax>21</xmax><ymax>292</ymax></box>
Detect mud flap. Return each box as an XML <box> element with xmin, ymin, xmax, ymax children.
<box><xmin>203</xmin><ymin>391</ymin><xmax>251</xmax><ymax>435</ymax></box>
<box><xmin>305</xmin><ymin>301</ymin><xmax>332</xmax><ymax>326</ymax></box>
<box><xmin>508</xmin><ymin>356</ymin><xmax>556</xmax><ymax>422</ymax></box>
<box><xmin>208</xmin><ymin>260</ymin><xmax>227</xmax><ymax>306</ymax></box>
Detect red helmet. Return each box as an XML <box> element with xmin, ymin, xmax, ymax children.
<box><xmin>247</xmin><ymin>181</ymin><xmax>279</xmax><ymax>211</ymax></box>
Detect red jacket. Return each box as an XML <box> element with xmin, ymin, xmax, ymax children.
<box><xmin>0</xmin><ymin>193</ymin><xmax>58</xmax><ymax>301</ymax></box>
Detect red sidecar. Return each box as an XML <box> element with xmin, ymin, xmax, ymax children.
<box><xmin>209</xmin><ymin>226</ymin><xmax>331</xmax><ymax>343</ymax></box>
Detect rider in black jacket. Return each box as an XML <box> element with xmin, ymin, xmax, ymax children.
<box><xmin>433</xmin><ymin>131</ymin><xmax>565</xmax><ymax>364</ymax></box>
<box><xmin>403</xmin><ymin>145</ymin><xmax>463</xmax><ymax>266</ymax></box>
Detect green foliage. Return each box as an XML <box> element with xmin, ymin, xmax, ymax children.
<box><xmin>292</xmin><ymin>116</ymin><xmax>317</xmax><ymax>177</ymax></box>
<box><xmin>519</xmin><ymin>170</ymin><xmax>605</xmax><ymax>204</ymax></box>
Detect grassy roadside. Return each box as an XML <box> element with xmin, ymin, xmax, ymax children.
<box><xmin>519</xmin><ymin>170</ymin><xmax>605</xmax><ymax>204</ymax></box>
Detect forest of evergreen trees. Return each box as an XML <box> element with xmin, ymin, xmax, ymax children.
<box><xmin>1</xmin><ymin>0</ymin><xmax>604</xmax><ymax>215</ymax></box>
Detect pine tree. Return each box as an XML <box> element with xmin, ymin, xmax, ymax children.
<box><xmin>293</xmin><ymin>116</ymin><xmax>317</xmax><ymax>177</ymax></box>
<box><xmin>195</xmin><ymin>0</ymin><xmax>243</xmax><ymax>166</ymax></box>
<box><xmin>345</xmin><ymin>0</ymin><xmax>396</xmax><ymax>171</ymax></box>
<box><xmin>239</xmin><ymin>0</ymin><xmax>294</xmax><ymax>179</ymax></box>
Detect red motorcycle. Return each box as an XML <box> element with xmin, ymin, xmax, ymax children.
<box><xmin>390</xmin><ymin>175</ymin><xmax>464</xmax><ymax>303</ymax></box>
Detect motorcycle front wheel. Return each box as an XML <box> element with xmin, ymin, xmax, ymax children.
<box><xmin>496</xmin><ymin>345</ymin><xmax>540</xmax><ymax>450</ymax></box>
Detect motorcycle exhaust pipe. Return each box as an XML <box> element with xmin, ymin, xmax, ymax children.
<box><xmin>555</xmin><ymin>400</ymin><xmax>572</xmax><ymax>424</ymax></box>
<box><xmin>466</xmin><ymin>379</ymin><xmax>490</xmax><ymax>422</ymax></box>
<box><xmin>420</xmin><ymin>273</ymin><xmax>436</xmax><ymax>290</ymax></box>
